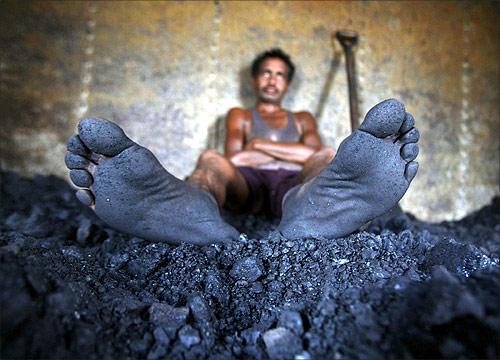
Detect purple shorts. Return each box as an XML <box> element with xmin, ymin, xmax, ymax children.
<box><xmin>236</xmin><ymin>166</ymin><xmax>302</xmax><ymax>217</ymax></box>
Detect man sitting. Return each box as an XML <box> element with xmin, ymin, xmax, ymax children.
<box><xmin>65</xmin><ymin>49</ymin><xmax>420</xmax><ymax>245</ymax></box>
<box><xmin>189</xmin><ymin>49</ymin><xmax>335</xmax><ymax>218</ymax></box>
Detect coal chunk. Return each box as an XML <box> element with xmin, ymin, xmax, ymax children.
<box><xmin>147</xmin><ymin>343</ymin><xmax>167</xmax><ymax>360</ymax></box>
<box><xmin>178</xmin><ymin>325</ymin><xmax>201</xmax><ymax>348</ymax></box>
<box><xmin>230</xmin><ymin>257</ymin><xmax>264</xmax><ymax>282</ymax></box>
<box><xmin>148</xmin><ymin>303</ymin><xmax>189</xmax><ymax>337</ymax></box>
<box><xmin>278</xmin><ymin>310</ymin><xmax>304</xmax><ymax>336</ymax></box>
<box><xmin>188</xmin><ymin>294</ymin><xmax>210</xmax><ymax>322</ymax></box>
<box><xmin>424</xmin><ymin>238</ymin><xmax>491</xmax><ymax>276</ymax></box>
<box><xmin>76</xmin><ymin>217</ymin><xmax>93</xmax><ymax>245</ymax></box>
<box><xmin>0</xmin><ymin>171</ymin><xmax>499</xmax><ymax>360</ymax></box>
<box><xmin>204</xmin><ymin>271</ymin><xmax>229</xmax><ymax>306</ymax></box>
<box><xmin>241</xmin><ymin>327</ymin><xmax>261</xmax><ymax>346</ymax></box>
<box><xmin>153</xmin><ymin>326</ymin><xmax>169</xmax><ymax>347</ymax></box>
<box><xmin>108</xmin><ymin>253</ymin><xmax>129</xmax><ymax>269</ymax></box>
<box><xmin>263</xmin><ymin>327</ymin><xmax>303</xmax><ymax>360</ymax></box>
<box><xmin>129</xmin><ymin>332</ymin><xmax>152</xmax><ymax>354</ymax></box>
<box><xmin>126</xmin><ymin>244</ymin><xmax>168</xmax><ymax>277</ymax></box>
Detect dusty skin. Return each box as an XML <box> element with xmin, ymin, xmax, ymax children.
<box><xmin>278</xmin><ymin>98</ymin><xmax>419</xmax><ymax>239</ymax></box>
<box><xmin>65</xmin><ymin>99</ymin><xmax>419</xmax><ymax>244</ymax></box>
<box><xmin>65</xmin><ymin>120</ymin><xmax>239</xmax><ymax>245</ymax></box>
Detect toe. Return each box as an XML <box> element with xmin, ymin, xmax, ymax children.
<box><xmin>78</xmin><ymin>117</ymin><xmax>134</xmax><ymax>156</ymax></box>
<box><xmin>67</xmin><ymin>135</ymin><xmax>91</xmax><ymax>156</ymax></box>
<box><xmin>399</xmin><ymin>113</ymin><xmax>415</xmax><ymax>133</ymax></box>
<box><xmin>404</xmin><ymin>161</ymin><xmax>419</xmax><ymax>182</ymax></box>
<box><xmin>70</xmin><ymin>169</ymin><xmax>93</xmax><ymax>187</ymax></box>
<box><xmin>65</xmin><ymin>153</ymin><xmax>90</xmax><ymax>169</ymax></box>
<box><xmin>359</xmin><ymin>99</ymin><xmax>406</xmax><ymax>138</ymax></box>
<box><xmin>401</xmin><ymin>143</ymin><xmax>419</xmax><ymax>162</ymax></box>
<box><xmin>76</xmin><ymin>189</ymin><xmax>95</xmax><ymax>206</ymax></box>
<box><xmin>399</xmin><ymin>127</ymin><xmax>420</xmax><ymax>144</ymax></box>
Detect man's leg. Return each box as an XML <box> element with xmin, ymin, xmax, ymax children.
<box><xmin>65</xmin><ymin>118</ymin><xmax>239</xmax><ymax>245</ymax></box>
<box><xmin>255</xmin><ymin>148</ymin><xmax>335</xmax><ymax>218</ymax></box>
<box><xmin>187</xmin><ymin>149</ymin><xmax>250</xmax><ymax>211</ymax></box>
<box><xmin>278</xmin><ymin>99</ymin><xmax>419</xmax><ymax>239</ymax></box>
<box><xmin>299</xmin><ymin>146</ymin><xmax>336</xmax><ymax>182</ymax></box>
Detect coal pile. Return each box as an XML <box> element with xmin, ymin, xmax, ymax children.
<box><xmin>1</xmin><ymin>170</ymin><xmax>499</xmax><ymax>359</ymax></box>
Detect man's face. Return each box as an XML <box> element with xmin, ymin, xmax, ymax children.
<box><xmin>253</xmin><ymin>57</ymin><xmax>290</xmax><ymax>104</ymax></box>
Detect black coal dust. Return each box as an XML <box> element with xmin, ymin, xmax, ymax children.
<box><xmin>1</xmin><ymin>171</ymin><xmax>499</xmax><ymax>359</ymax></box>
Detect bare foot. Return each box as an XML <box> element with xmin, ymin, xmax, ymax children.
<box><xmin>65</xmin><ymin>118</ymin><xmax>239</xmax><ymax>245</ymax></box>
<box><xmin>278</xmin><ymin>99</ymin><xmax>419</xmax><ymax>239</ymax></box>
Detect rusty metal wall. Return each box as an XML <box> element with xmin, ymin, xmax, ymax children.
<box><xmin>1</xmin><ymin>1</ymin><xmax>498</xmax><ymax>222</ymax></box>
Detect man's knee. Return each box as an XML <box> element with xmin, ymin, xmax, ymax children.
<box><xmin>308</xmin><ymin>146</ymin><xmax>335</xmax><ymax>164</ymax></box>
<box><xmin>319</xmin><ymin>146</ymin><xmax>336</xmax><ymax>160</ymax></box>
<box><xmin>198</xmin><ymin>149</ymin><xmax>225</xmax><ymax>166</ymax></box>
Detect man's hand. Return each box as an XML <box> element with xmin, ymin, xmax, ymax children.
<box><xmin>244</xmin><ymin>138</ymin><xmax>317</xmax><ymax>164</ymax></box>
<box><xmin>243</xmin><ymin>138</ymin><xmax>269</xmax><ymax>151</ymax></box>
<box><xmin>229</xmin><ymin>150</ymin><xmax>276</xmax><ymax>167</ymax></box>
<box><xmin>223</xmin><ymin>108</ymin><xmax>325</xmax><ymax>166</ymax></box>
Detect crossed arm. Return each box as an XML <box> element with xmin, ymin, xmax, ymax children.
<box><xmin>224</xmin><ymin>108</ymin><xmax>323</xmax><ymax>167</ymax></box>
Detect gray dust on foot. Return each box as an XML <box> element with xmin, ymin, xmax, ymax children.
<box><xmin>65</xmin><ymin>117</ymin><xmax>239</xmax><ymax>245</ymax></box>
<box><xmin>278</xmin><ymin>99</ymin><xmax>420</xmax><ymax>239</ymax></box>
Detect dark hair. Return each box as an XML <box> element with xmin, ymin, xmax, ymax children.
<box><xmin>251</xmin><ymin>48</ymin><xmax>295</xmax><ymax>82</ymax></box>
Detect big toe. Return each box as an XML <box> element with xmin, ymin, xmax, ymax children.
<box><xmin>78</xmin><ymin>117</ymin><xmax>134</xmax><ymax>156</ymax></box>
<box><xmin>359</xmin><ymin>99</ymin><xmax>407</xmax><ymax>138</ymax></box>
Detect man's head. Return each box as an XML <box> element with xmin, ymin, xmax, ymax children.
<box><xmin>251</xmin><ymin>48</ymin><xmax>295</xmax><ymax>104</ymax></box>
<box><xmin>251</xmin><ymin>48</ymin><xmax>295</xmax><ymax>83</ymax></box>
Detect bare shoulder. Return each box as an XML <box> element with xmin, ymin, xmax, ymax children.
<box><xmin>293</xmin><ymin>110</ymin><xmax>316</xmax><ymax>122</ymax></box>
<box><xmin>293</xmin><ymin>110</ymin><xmax>318</xmax><ymax>132</ymax></box>
<box><xmin>227</xmin><ymin>107</ymin><xmax>251</xmax><ymax>125</ymax></box>
<box><xmin>227</xmin><ymin>107</ymin><xmax>251</xmax><ymax>119</ymax></box>
<box><xmin>226</xmin><ymin>107</ymin><xmax>252</xmax><ymax>135</ymax></box>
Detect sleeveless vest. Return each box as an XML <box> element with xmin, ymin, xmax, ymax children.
<box><xmin>248</xmin><ymin>109</ymin><xmax>300</xmax><ymax>143</ymax></box>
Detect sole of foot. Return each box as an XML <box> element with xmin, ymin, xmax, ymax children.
<box><xmin>277</xmin><ymin>99</ymin><xmax>420</xmax><ymax>239</ymax></box>
<box><xmin>65</xmin><ymin>117</ymin><xmax>239</xmax><ymax>245</ymax></box>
